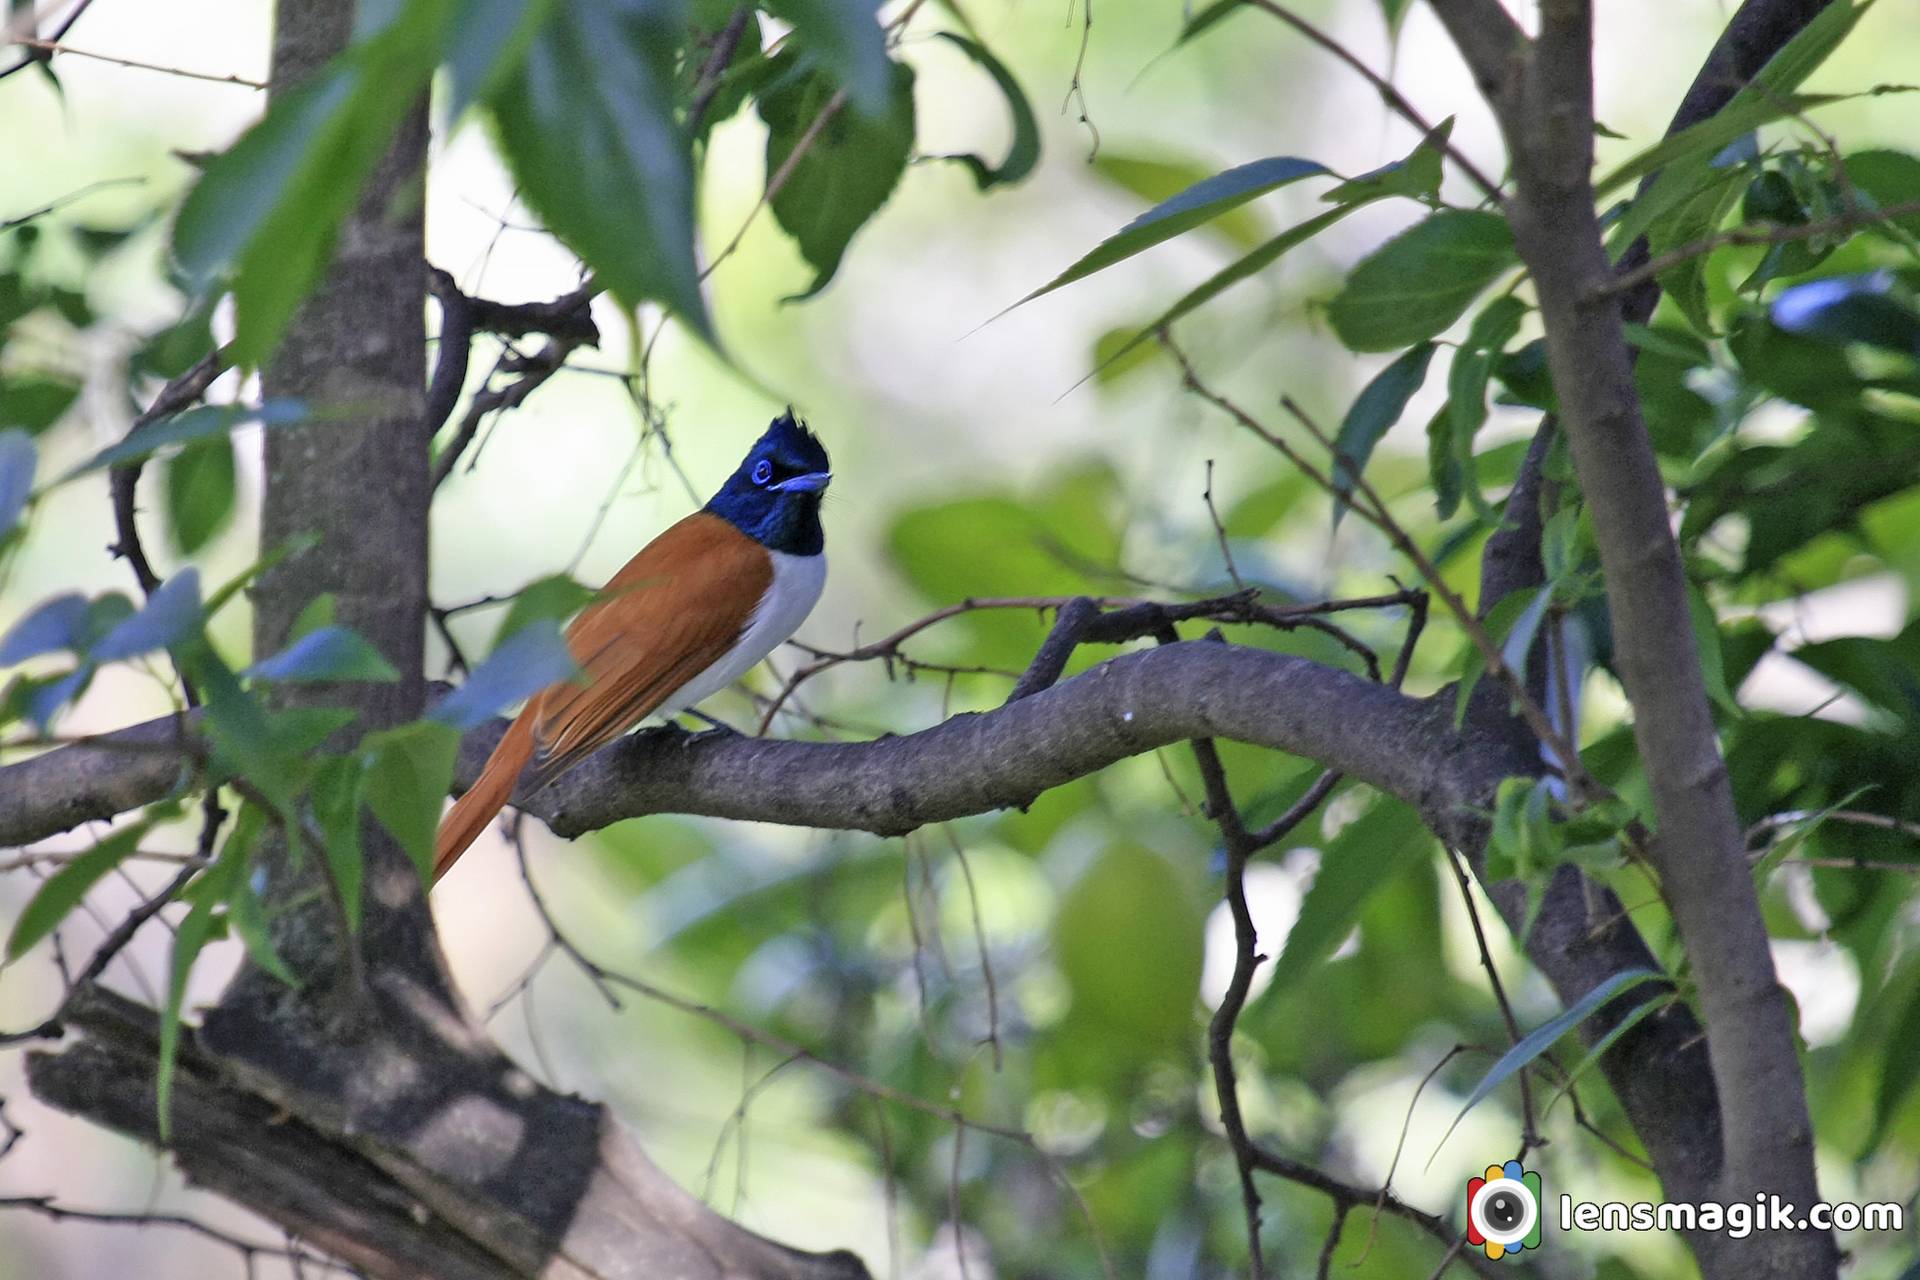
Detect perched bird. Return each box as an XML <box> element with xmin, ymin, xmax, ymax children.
<box><xmin>433</xmin><ymin>412</ymin><xmax>831</xmax><ymax>879</ymax></box>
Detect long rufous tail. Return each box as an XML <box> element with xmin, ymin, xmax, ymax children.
<box><xmin>434</xmin><ymin>708</ymin><xmax>537</xmax><ymax>881</ymax></box>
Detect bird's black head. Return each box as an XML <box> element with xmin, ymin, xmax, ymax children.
<box><xmin>705</xmin><ymin>412</ymin><xmax>832</xmax><ymax>556</ymax></box>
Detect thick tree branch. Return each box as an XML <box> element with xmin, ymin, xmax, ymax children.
<box><xmin>499</xmin><ymin>642</ymin><xmax>1480</xmax><ymax>842</ymax></box>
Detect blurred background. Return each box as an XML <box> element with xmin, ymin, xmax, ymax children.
<box><xmin>2</xmin><ymin>0</ymin><xmax>1918</xmax><ymax>1276</ymax></box>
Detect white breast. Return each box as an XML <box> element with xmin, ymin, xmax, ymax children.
<box><xmin>654</xmin><ymin>549</ymin><xmax>827</xmax><ymax>719</ymax></box>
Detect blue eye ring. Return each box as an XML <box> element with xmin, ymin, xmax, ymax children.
<box><xmin>752</xmin><ymin>459</ymin><xmax>774</xmax><ymax>485</ymax></box>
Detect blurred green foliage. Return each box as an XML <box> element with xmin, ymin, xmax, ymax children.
<box><xmin>3</xmin><ymin>0</ymin><xmax>1920</xmax><ymax>1278</ymax></box>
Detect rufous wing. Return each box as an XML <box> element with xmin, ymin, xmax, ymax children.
<box><xmin>433</xmin><ymin>512</ymin><xmax>772</xmax><ymax>877</ymax></box>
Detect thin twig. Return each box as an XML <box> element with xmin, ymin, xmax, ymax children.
<box><xmin>1596</xmin><ymin>197</ymin><xmax>1920</xmax><ymax>297</ymax></box>
<box><xmin>0</xmin><ymin>1196</ymin><xmax>353</xmax><ymax>1274</ymax></box>
<box><xmin>9</xmin><ymin>36</ymin><xmax>267</xmax><ymax>88</ymax></box>
<box><xmin>1243</xmin><ymin>0</ymin><xmax>1503</xmax><ymax>201</ymax></box>
<box><xmin>1445</xmin><ymin>848</ymin><xmax>1538</xmax><ymax>1152</ymax></box>
<box><xmin>1202</xmin><ymin>459</ymin><xmax>1245</xmax><ymax>591</ymax></box>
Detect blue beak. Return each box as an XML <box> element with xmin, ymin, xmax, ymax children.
<box><xmin>774</xmin><ymin>470</ymin><xmax>831</xmax><ymax>494</ymax></box>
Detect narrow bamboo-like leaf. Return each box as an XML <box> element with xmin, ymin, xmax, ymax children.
<box><xmin>1430</xmin><ymin>968</ymin><xmax>1665</xmax><ymax>1163</ymax></box>
<box><xmin>1088</xmin><ymin>202</ymin><xmax>1364</xmax><ymax>379</ymax></box>
<box><xmin>1444</xmin><ymin>296</ymin><xmax>1527</xmax><ymax>518</ymax></box>
<box><xmin>1332</xmin><ymin>342</ymin><xmax>1436</xmax><ymax>528</ymax></box>
<box><xmin>1266</xmin><ymin>796</ymin><xmax>1428</xmax><ymax>994</ymax></box>
<box><xmin>931</xmin><ymin>33</ymin><xmax>1038</xmax><ymax>191</ymax></box>
<box><xmin>1749</xmin><ymin>789</ymin><xmax>1871</xmax><ymax>886</ymax></box>
<box><xmin>57</xmin><ymin>400</ymin><xmax>305</xmax><ymax>481</ymax></box>
<box><xmin>1594</xmin><ymin>93</ymin><xmax>1838</xmax><ymax>200</ymax></box>
<box><xmin>1542</xmin><ymin>992</ymin><xmax>1676</xmax><ymax>1117</ymax></box>
<box><xmin>5</xmin><ymin>821</ymin><xmax>153</xmax><ymax>960</ymax></box>
<box><xmin>1179</xmin><ymin>0</ymin><xmax>1244</xmax><ymax>44</ymax></box>
<box><xmin>1685</xmin><ymin>581</ymin><xmax>1738</xmax><ymax>716</ymax></box>
<box><xmin>1425</xmin><ymin>405</ymin><xmax>1462</xmax><ymax>519</ymax></box>
<box><xmin>244</xmin><ymin>625</ymin><xmax>400</xmax><ymax>684</ymax></box>
<box><xmin>1008</xmin><ymin>155</ymin><xmax>1328</xmax><ymax>312</ymax></box>
<box><xmin>1328</xmin><ymin>210</ymin><xmax>1516</xmax><ymax>352</ymax></box>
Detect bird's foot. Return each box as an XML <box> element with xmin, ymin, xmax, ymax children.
<box><xmin>680</xmin><ymin>709</ymin><xmax>744</xmax><ymax>742</ymax></box>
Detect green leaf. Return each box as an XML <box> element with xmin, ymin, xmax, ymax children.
<box><xmin>1455</xmin><ymin>587</ymin><xmax>1544</xmax><ymax>726</ymax></box>
<box><xmin>92</xmin><ymin>570</ymin><xmax>202</xmax><ymax>663</ymax></box>
<box><xmin>1331</xmin><ymin>342</ymin><xmax>1436</xmax><ymax>527</ymax></box>
<box><xmin>490</xmin><ymin>574</ymin><xmax>596</xmax><ymax>649</ymax></box>
<box><xmin>0</xmin><ymin>429</ymin><xmax>36</xmax><ymax>539</ymax></box>
<box><xmin>1088</xmin><ymin>203</ymin><xmax>1363</xmax><ymax>379</ymax></box>
<box><xmin>0</xmin><ymin>592</ymin><xmax>88</xmax><ymax>665</ymax></box>
<box><xmin>1771</xmin><ymin>274</ymin><xmax>1920</xmax><ymax>355</ymax></box>
<box><xmin>1869</xmin><ymin>973</ymin><xmax>1920</xmax><ymax>1153</ymax></box>
<box><xmin>311</xmin><ymin>756</ymin><xmax>368</xmax><ymax>928</ymax></box>
<box><xmin>1089</xmin><ymin>154</ymin><xmax>1271</xmax><ymax>252</ymax></box>
<box><xmin>1320</xmin><ymin>117</ymin><xmax>1450</xmax><ymax>205</ymax></box>
<box><xmin>759</xmin><ymin>55</ymin><xmax>915</xmax><ymax>299</ymax></box>
<box><xmin>930</xmin><ymin>33</ymin><xmax>1038</xmax><ymax>191</ymax></box>
<box><xmin>1847</xmin><ymin>148</ymin><xmax>1920</xmax><ymax>240</ymax></box>
<box><xmin>5</xmin><ymin>820</ymin><xmax>153</xmax><ymax>961</ymax></box>
<box><xmin>763</xmin><ymin>0</ymin><xmax>890</xmax><ymax>115</ymax></box>
<box><xmin>1327</xmin><ymin>210</ymin><xmax>1517</xmax><ymax>352</ymax></box>
<box><xmin>1542</xmin><ymin>991</ymin><xmax>1675</xmax><ymax>1119</ymax></box>
<box><xmin>443</xmin><ymin>0</ymin><xmax>553</xmax><ymax>119</ymax></box>
<box><xmin>160</xmin><ymin>842</ymin><xmax>244</xmax><ymax>1140</ymax></box>
<box><xmin>1595</xmin><ymin>93</ymin><xmax>1838</xmax><ymax>202</ymax></box>
<box><xmin>1443</xmin><ymin>295</ymin><xmax>1528</xmax><ymax>516</ymax></box>
<box><xmin>1432</xmin><ymin>968</ymin><xmax>1665</xmax><ymax>1161</ymax></box>
<box><xmin>289</xmin><ymin>592</ymin><xmax>337</xmax><ymax>641</ymax></box>
<box><xmin>1425</xmin><ymin>404</ymin><xmax>1462</xmax><ymax>519</ymax></box>
<box><xmin>431</xmin><ymin>620</ymin><xmax>576</xmax><ymax>730</ymax></box>
<box><xmin>218</xmin><ymin>804</ymin><xmax>296</xmax><ymax>985</ymax></box>
<box><xmin>1267</xmin><ymin>796</ymin><xmax>1428</xmax><ymax>994</ymax></box>
<box><xmin>0</xmin><ymin>375</ymin><xmax>81</xmax><ymax>434</ymax></box>
<box><xmin>56</xmin><ymin>400</ymin><xmax>305</xmax><ymax>482</ymax></box>
<box><xmin>173</xmin><ymin>3</ymin><xmax>451</xmax><ymax>365</ymax></box>
<box><xmin>489</xmin><ymin>0</ymin><xmax>708</xmax><ymax>336</ymax></box>
<box><xmin>1685</xmin><ymin>581</ymin><xmax>1737</xmax><ymax>716</ymax></box>
<box><xmin>1010</xmin><ymin>154</ymin><xmax>1329</xmax><ymax>312</ymax></box>
<box><xmin>164</xmin><ymin>434</ymin><xmax>238</xmax><ymax>555</ymax></box>
<box><xmin>363</xmin><ymin>720</ymin><xmax>463</xmax><ymax>880</ymax></box>
<box><xmin>244</xmin><ymin>625</ymin><xmax>401</xmax><ymax>683</ymax></box>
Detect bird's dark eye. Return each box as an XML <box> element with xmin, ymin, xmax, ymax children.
<box><xmin>752</xmin><ymin>459</ymin><xmax>774</xmax><ymax>485</ymax></box>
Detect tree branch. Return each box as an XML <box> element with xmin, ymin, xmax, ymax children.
<box><xmin>1432</xmin><ymin>1</ymin><xmax>1835</xmax><ymax>1274</ymax></box>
